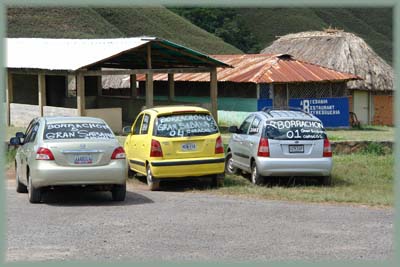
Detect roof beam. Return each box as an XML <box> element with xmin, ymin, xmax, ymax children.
<box><xmin>81</xmin><ymin>68</ymin><xmax>214</xmax><ymax>76</ymax></box>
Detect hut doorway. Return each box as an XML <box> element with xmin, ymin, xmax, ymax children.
<box><xmin>353</xmin><ymin>90</ymin><xmax>370</xmax><ymax>124</ymax></box>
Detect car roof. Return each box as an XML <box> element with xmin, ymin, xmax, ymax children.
<box><xmin>144</xmin><ymin>105</ymin><xmax>210</xmax><ymax>115</ymax></box>
<box><xmin>42</xmin><ymin>116</ymin><xmax>106</xmax><ymax>124</ymax></box>
<box><xmin>257</xmin><ymin>110</ymin><xmax>321</xmax><ymax>121</ymax></box>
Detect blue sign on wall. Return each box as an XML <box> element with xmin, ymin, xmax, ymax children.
<box><xmin>289</xmin><ymin>97</ymin><xmax>349</xmax><ymax>128</ymax></box>
<box><xmin>257</xmin><ymin>99</ymin><xmax>273</xmax><ymax>111</ymax></box>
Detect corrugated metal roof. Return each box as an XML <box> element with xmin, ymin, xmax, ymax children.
<box><xmin>136</xmin><ymin>54</ymin><xmax>360</xmax><ymax>83</ymax></box>
<box><xmin>6</xmin><ymin>37</ymin><xmax>229</xmax><ymax>71</ymax></box>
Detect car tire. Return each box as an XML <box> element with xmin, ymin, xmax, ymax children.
<box><xmin>146</xmin><ymin>165</ymin><xmax>160</xmax><ymax>191</ymax></box>
<box><xmin>320</xmin><ymin>175</ymin><xmax>332</xmax><ymax>186</ymax></box>
<box><xmin>28</xmin><ymin>175</ymin><xmax>41</xmax><ymax>203</ymax></box>
<box><xmin>112</xmin><ymin>183</ymin><xmax>126</xmax><ymax>201</ymax></box>
<box><xmin>225</xmin><ymin>153</ymin><xmax>238</xmax><ymax>175</ymax></box>
<box><xmin>15</xmin><ymin>163</ymin><xmax>28</xmax><ymax>193</ymax></box>
<box><xmin>211</xmin><ymin>173</ymin><xmax>225</xmax><ymax>188</ymax></box>
<box><xmin>251</xmin><ymin>161</ymin><xmax>264</xmax><ymax>185</ymax></box>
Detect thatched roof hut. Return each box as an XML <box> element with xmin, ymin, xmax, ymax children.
<box><xmin>261</xmin><ymin>30</ymin><xmax>393</xmax><ymax>92</ymax></box>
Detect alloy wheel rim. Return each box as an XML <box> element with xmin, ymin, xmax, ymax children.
<box><xmin>147</xmin><ymin>168</ymin><xmax>152</xmax><ymax>184</ymax></box>
<box><xmin>252</xmin><ymin>166</ymin><xmax>256</xmax><ymax>184</ymax></box>
<box><xmin>227</xmin><ymin>158</ymin><xmax>235</xmax><ymax>173</ymax></box>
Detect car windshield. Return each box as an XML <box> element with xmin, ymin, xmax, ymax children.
<box><xmin>43</xmin><ymin>122</ymin><xmax>115</xmax><ymax>140</ymax></box>
<box><xmin>154</xmin><ymin>113</ymin><xmax>219</xmax><ymax>137</ymax></box>
<box><xmin>264</xmin><ymin>119</ymin><xmax>327</xmax><ymax>140</ymax></box>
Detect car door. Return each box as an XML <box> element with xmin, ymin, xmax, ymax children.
<box><xmin>230</xmin><ymin>115</ymin><xmax>254</xmax><ymax>171</ymax></box>
<box><xmin>135</xmin><ymin>113</ymin><xmax>152</xmax><ymax>173</ymax></box>
<box><xmin>126</xmin><ymin>113</ymin><xmax>145</xmax><ymax>173</ymax></box>
<box><xmin>20</xmin><ymin>120</ymin><xmax>40</xmax><ymax>183</ymax></box>
<box><xmin>242</xmin><ymin>115</ymin><xmax>263</xmax><ymax>169</ymax></box>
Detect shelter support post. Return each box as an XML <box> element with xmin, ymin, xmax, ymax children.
<box><xmin>130</xmin><ymin>74</ymin><xmax>137</xmax><ymax>99</ymax></box>
<box><xmin>145</xmin><ymin>43</ymin><xmax>154</xmax><ymax>108</ymax></box>
<box><xmin>168</xmin><ymin>73</ymin><xmax>175</xmax><ymax>102</ymax></box>
<box><xmin>38</xmin><ymin>74</ymin><xmax>46</xmax><ymax>116</ymax></box>
<box><xmin>210</xmin><ymin>69</ymin><xmax>218</xmax><ymax>121</ymax></box>
<box><xmin>146</xmin><ymin>73</ymin><xmax>154</xmax><ymax>108</ymax></box>
<box><xmin>6</xmin><ymin>71</ymin><xmax>13</xmax><ymax>126</ymax></box>
<box><xmin>97</xmin><ymin>76</ymin><xmax>102</xmax><ymax>96</ymax></box>
<box><xmin>256</xmin><ymin>84</ymin><xmax>260</xmax><ymax>99</ymax></box>
<box><xmin>77</xmin><ymin>73</ymin><xmax>85</xmax><ymax>116</ymax></box>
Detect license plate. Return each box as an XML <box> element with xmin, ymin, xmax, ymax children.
<box><xmin>74</xmin><ymin>154</ymin><xmax>93</xmax><ymax>164</ymax></box>
<box><xmin>289</xmin><ymin>145</ymin><xmax>304</xmax><ymax>153</ymax></box>
<box><xmin>182</xmin><ymin>143</ymin><xmax>196</xmax><ymax>151</ymax></box>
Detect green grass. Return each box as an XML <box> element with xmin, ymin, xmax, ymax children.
<box><xmin>213</xmin><ymin>153</ymin><xmax>394</xmax><ymax>207</ymax></box>
<box><xmin>326</xmin><ymin>126</ymin><xmax>394</xmax><ymax>142</ymax></box>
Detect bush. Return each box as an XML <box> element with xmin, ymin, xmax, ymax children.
<box><xmin>361</xmin><ymin>142</ymin><xmax>387</xmax><ymax>155</ymax></box>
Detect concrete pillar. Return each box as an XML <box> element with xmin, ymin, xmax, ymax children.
<box><xmin>146</xmin><ymin>73</ymin><xmax>154</xmax><ymax>108</ymax></box>
<box><xmin>168</xmin><ymin>73</ymin><xmax>175</xmax><ymax>102</ymax></box>
<box><xmin>38</xmin><ymin>74</ymin><xmax>46</xmax><ymax>116</ymax></box>
<box><xmin>210</xmin><ymin>69</ymin><xmax>218</xmax><ymax>121</ymax></box>
<box><xmin>6</xmin><ymin>71</ymin><xmax>13</xmax><ymax>126</ymax></box>
<box><xmin>76</xmin><ymin>72</ymin><xmax>85</xmax><ymax>116</ymax></box>
<box><xmin>130</xmin><ymin>74</ymin><xmax>137</xmax><ymax>98</ymax></box>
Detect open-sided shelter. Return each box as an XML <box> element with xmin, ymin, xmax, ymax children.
<box><xmin>5</xmin><ymin>37</ymin><xmax>230</xmax><ymax>131</ymax></box>
<box><xmin>102</xmin><ymin>54</ymin><xmax>358</xmax><ymax>127</ymax></box>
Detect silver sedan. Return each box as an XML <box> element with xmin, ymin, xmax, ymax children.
<box><xmin>10</xmin><ymin>116</ymin><xmax>127</xmax><ymax>203</ymax></box>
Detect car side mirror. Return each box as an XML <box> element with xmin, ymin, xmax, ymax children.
<box><xmin>122</xmin><ymin>126</ymin><xmax>131</xmax><ymax>136</ymax></box>
<box><xmin>10</xmin><ymin>137</ymin><xmax>22</xmax><ymax>146</ymax></box>
<box><xmin>16</xmin><ymin>132</ymin><xmax>25</xmax><ymax>139</ymax></box>
<box><xmin>228</xmin><ymin>126</ymin><xmax>240</xmax><ymax>134</ymax></box>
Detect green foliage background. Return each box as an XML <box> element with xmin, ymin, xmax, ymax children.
<box><xmin>170</xmin><ymin>7</ymin><xmax>393</xmax><ymax>64</ymax></box>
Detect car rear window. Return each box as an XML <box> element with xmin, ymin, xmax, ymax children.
<box><xmin>154</xmin><ymin>113</ymin><xmax>219</xmax><ymax>137</ymax></box>
<box><xmin>264</xmin><ymin>119</ymin><xmax>326</xmax><ymax>140</ymax></box>
<box><xmin>44</xmin><ymin>122</ymin><xmax>115</xmax><ymax>140</ymax></box>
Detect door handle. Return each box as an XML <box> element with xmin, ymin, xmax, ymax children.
<box><xmin>249</xmin><ymin>142</ymin><xmax>254</xmax><ymax>146</ymax></box>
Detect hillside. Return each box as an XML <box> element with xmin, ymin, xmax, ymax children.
<box><xmin>6</xmin><ymin>7</ymin><xmax>242</xmax><ymax>55</ymax></box>
<box><xmin>171</xmin><ymin>8</ymin><xmax>393</xmax><ymax>64</ymax></box>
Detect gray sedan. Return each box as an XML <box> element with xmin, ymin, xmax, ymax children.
<box><xmin>10</xmin><ymin>116</ymin><xmax>127</xmax><ymax>203</ymax></box>
<box><xmin>225</xmin><ymin>109</ymin><xmax>333</xmax><ymax>185</ymax></box>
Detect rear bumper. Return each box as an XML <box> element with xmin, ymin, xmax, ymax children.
<box><xmin>256</xmin><ymin>157</ymin><xmax>332</xmax><ymax>176</ymax></box>
<box><xmin>31</xmin><ymin>160</ymin><xmax>127</xmax><ymax>188</ymax></box>
<box><xmin>150</xmin><ymin>157</ymin><xmax>225</xmax><ymax>179</ymax></box>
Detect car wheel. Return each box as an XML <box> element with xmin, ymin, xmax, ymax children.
<box><xmin>225</xmin><ymin>153</ymin><xmax>238</xmax><ymax>175</ymax></box>
<box><xmin>28</xmin><ymin>174</ymin><xmax>41</xmax><ymax>203</ymax></box>
<box><xmin>320</xmin><ymin>175</ymin><xmax>332</xmax><ymax>186</ymax></box>
<box><xmin>251</xmin><ymin>162</ymin><xmax>264</xmax><ymax>185</ymax></box>
<box><xmin>112</xmin><ymin>183</ymin><xmax>126</xmax><ymax>201</ymax></box>
<box><xmin>15</xmin><ymin>162</ymin><xmax>28</xmax><ymax>193</ymax></box>
<box><xmin>146</xmin><ymin>165</ymin><xmax>160</xmax><ymax>191</ymax></box>
<box><xmin>211</xmin><ymin>173</ymin><xmax>225</xmax><ymax>188</ymax></box>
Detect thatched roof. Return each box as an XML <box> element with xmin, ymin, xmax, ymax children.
<box><xmin>261</xmin><ymin>31</ymin><xmax>393</xmax><ymax>92</ymax></box>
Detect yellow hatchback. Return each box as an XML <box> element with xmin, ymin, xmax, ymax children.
<box><xmin>123</xmin><ymin>106</ymin><xmax>225</xmax><ymax>190</ymax></box>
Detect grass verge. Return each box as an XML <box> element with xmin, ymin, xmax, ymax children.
<box><xmin>213</xmin><ymin>153</ymin><xmax>393</xmax><ymax>207</ymax></box>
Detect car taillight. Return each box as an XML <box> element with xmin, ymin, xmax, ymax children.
<box><xmin>36</xmin><ymin>147</ymin><xmax>55</xmax><ymax>160</ymax></box>
<box><xmin>215</xmin><ymin>136</ymin><xmax>224</xmax><ymax>154</ymax></box>
<box><xmin>150</xmin><ymin>139</ymin><xmax>163</xmax><ymax>157</ymax></box>
<box><xmin>111</xmin><ymin>146</ymin><xmax>126</xmax><ymax>159</ymax></box>
<box><xmin>258</xmin><ymin>138</ymin><xmax>270</xmax><ymax>157</ymax></box>
<box><xmin>323</xmin><ymin>138</ymin><xmax>332</xmax><ymax>157</ymax></box>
